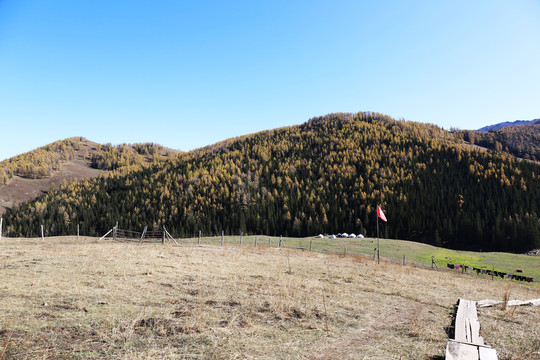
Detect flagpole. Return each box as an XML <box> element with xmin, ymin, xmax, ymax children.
<box><xmin>376</xmin><ymin>209</ymin><xmax>380</xmax><ymax>264</ymax></box>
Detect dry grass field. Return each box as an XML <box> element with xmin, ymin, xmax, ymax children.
<box><xmin>1</xmin><ymin>237</ymin><xmax>539</xmax><ymax>359</ymax></box>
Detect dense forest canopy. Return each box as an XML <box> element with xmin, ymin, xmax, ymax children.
<box><xmin>3</xmin><ymin>113</ymin><xmax>539</xmax><ymax>252</ymax></box>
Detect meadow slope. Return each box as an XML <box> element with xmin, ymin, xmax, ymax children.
<box><xmin>0</xmin><ymin>237</ymin><xmax>539</xmax><ymax>359</ymax></box>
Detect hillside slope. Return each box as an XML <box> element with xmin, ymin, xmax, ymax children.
<box><xmin>3</xmin><ymin>113</ymin><xmax>540</xmax><ymax>251</ymax></box>
<box><xmin>0</xmin><ymin>138</ymin><xmax>179</xmax><ymax>215</ymax></box>
<box><xmin>0</xmin><ymin>138</ymin><xmax>103</xmax><ymax>215</ymax></box>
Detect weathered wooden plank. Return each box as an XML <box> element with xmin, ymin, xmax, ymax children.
<box><xmin>455</xmin><ymin>299</ymin><xmax>477</xmax><ymax>342</ymax></box>
<box><xmin>455</xmin><ymin>299</ymin><xmax>485</xmax><ymax>345</ymax></box>
<box><xmin>465</xmin><ymin>317</ymin><xmax>472</xmax><ymax>343</ymax></box>
<box><xmin>455</xmin><ymin>313</ymin><xmax>467</xmax><ymax>342</ymax></box>
<box><xmin>479</xmin><ymin>346</ymin><xmax>498</xmax><ymax>360</ymax></box>
<box><xmin>448</xmin><ymin>340</ymin><xmax>491</xmax><ymax>348</ymax></box>
<box><xmin>477</xmin><ymin>298</ymin><xmax>540</xmax><ymax>308</ymax></box>
<box><xmin>446</xmin><ymin>341</ymin><xmax>479</xmax><ymax>360</ymax></box>
<box><xmin>469</xmin><ymin>318</ymin><xmax>483</xmax><ymax>345</ymax></box>
<box><xmin>448</xmin><ymin>299</ymin><xmax>497</xmax><ymax>359</ymax></box>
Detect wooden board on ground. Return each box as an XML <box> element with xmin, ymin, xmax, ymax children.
<box><xmin>447</xmin><ymin>299</ymin><xmax>498</xmax><ymax>360</ymax></box>
<box><xmin>479</xmin><ymin>347</ymin><xmax>499</xmax><ymax>360</ymax></box>
<box><xmin>455</xmin><ymin>299</ymin><xmax>482</xmax><ymax>344</ymax></box>
<box><xmin>446</xmin><ymin>341</ymin><xmax>479</xmax><ymax>360</ymax></box>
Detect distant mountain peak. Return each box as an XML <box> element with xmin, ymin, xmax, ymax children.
<box><xmin>478</xmin><ymin>119</ymin><xmax>539</xmax><ymax>132</ymax></box>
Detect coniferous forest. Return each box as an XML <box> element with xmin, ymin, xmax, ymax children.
<box><xmin>3</xmin><ymin>113</ymin><xmax>540</xmax><ymax>252</ymax></box>
<box><xmin>461</xmin><ymin>119</ymin><xmax>540</xmax><ymax>161</ymax></box>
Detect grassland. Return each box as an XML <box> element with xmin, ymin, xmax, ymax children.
<box><xmin>0</xmin><ymin>236</ymin><xmax>539</xmax><ymax>359</ymax></box>
<box><xmin>194</xmin><ymin>235</ymin><xmax>540</xmax><ymax>280</ymax></box>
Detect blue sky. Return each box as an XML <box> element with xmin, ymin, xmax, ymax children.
<box><xmin>1</xmin><ymin>0</ymin><xmax>539</xmax><ymax>160</ymax></box>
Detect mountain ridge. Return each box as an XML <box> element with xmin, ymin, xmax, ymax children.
<box><xmin>3</xmin><ymin>112</ymin><xmax>539</xmax><ymax>252</ymax></box>
<box><xmin>477</xmin><ymin>118</ymin><xmax>540</xmax><ymax>132</ymax></box>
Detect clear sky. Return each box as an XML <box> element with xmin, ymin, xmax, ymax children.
<box><xmin>1</xmin><ymin>0</ymin><xmax>539</xmax><ymax>160</ymax></box>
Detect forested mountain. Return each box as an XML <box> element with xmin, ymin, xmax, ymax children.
<box><xmin>461</xmin><ymin>120</ymin><xmax>540</xmax><ymax>161</ymax></box>
<box><xmin>0</xmin><ymin>138</ymin><xmax>85</xmax><ymax>186</ymax></box>
<box><xmin>0</xmin><ymin>138</ymin><xmax>179</xmax><ymax>186</ymax></box>
<box><xmin>0</xmin><ymin>138</ymin><xmax>179</xmax><ymax>215</ymax></box>
<box><xmin>3</xmin><ymin>113</ymin><xmax>540</xmax><ymax>252</ymax></box>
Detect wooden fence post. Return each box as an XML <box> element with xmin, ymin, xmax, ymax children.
<box><xmin>403</xmin><ymin>255</ymin><xmax>406</xmax><ymax>266</ymax></box>
<box><xmin>279</xmin><ymin>235</ymin><xmax>282</xmax><ymax>248</ymax></box>
<box><xmin>309</xmin><ymin>240</ymin><xmax>312</xmax><ymax>251</ymax></box>
<box><xmin>113</xmin><ymin>222</ymin><xmax>118</xmax><ymax>240</ymax></box>
<box><xmin>221</xmin><ymin>230</ymin><xmax>224</xmax><ymax>246</ymax></box>
<box><xmin>268</xmin><ymin>238</ymin><xmax>271</xmax><ymax>247</ymax></box>
<box><xmin>140</xmin><ymin>226</ymin><xmax>147</xmax><ymax>243</ymax></box>
<box><xmin>240</xmin><ymin>232</ymin><xmax>243</xmax><ymax>245</ymax></box>
<box><xmin>41</xmin><ymin>224</ymin><xmax>44</xmax><ymax>241</ymax></box>
<box><xmin>0</xmin><ymin>217</ymin><xmax>3</xmax><ymax>241</ymax></box>
<box><xmin>198</xmin><ymin>230</ymin><xmax>201</xmax><ymax>246</ymax></box>
<box><xmin>255</xmin><ymin>235</ymin><xmax>258</xmax><ymax>247</ymax></box>
<box><xmin>77</xmin><ymin>224</ymin><xmax>80</xmax><ymax>241</ymax></box>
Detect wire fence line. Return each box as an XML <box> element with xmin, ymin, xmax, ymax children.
<box><xmin>1</xmin><ymin>219</ymin><xmax>534</xmax><ymax>283</ymax></box>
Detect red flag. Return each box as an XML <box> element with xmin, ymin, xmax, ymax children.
<box><xmin>377</xmin><ymin>205</ymin><xmax>387</xmax><ymax>222</ymax></box>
